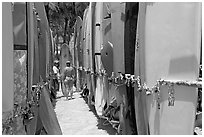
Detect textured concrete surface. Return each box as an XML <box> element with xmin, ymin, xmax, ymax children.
<box><xmin>54</xmin><ymin>90</ymin><xmax>117</xmax><ymax>135</ymax></box>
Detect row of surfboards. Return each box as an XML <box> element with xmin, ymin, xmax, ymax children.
<box><xmin>61</xmin><ymin>2</ymin><xmax>202</xmax><ymax>135</ymax></box>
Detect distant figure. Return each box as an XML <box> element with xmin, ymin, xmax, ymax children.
<box><xmin>62</xmin><ymin>61</ymin><xmax>75</xmax><ymax>100</ymax></box>
<box><xmin>52</xmin><ymin>60</ymin><xmax>60</xmax><ymax>99</ymax></box>
<box><xmin>80</xmin><ymin>83</ymin><xmax>89</xmax><ymax>98</ymax></box>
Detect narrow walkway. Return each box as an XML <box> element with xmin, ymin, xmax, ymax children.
<box><xmin>54</xmin><ymin>88</ymin><xmax>117</xmax><ymax>135</ymax></box>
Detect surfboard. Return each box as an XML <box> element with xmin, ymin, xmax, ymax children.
<box><xmin>84</xmin><ymin>3</ymin><xmax>92</xmax><ymax>105</ymax></box>
<box><xmin>92</xmin><ymin>2</ymin><xmax>107</xmax><ymax>116</ymax></box>
<box><xmin>89</xmin><ymin>3</ymin><xmax>96</xmax><ymax>105</ymax></box>
<box><xmin>82</xmin><ymin>3</ymin><xmax>94</xmax><ymax>104</ymax></box>
<box><xmin>35</xmin><ymin>2</ymin><xmax>49</xmax><ymax>82</ymax></box>
<box><xmin>110</xmin><ymin>2</ymin><xmax>129</xmax><ymax>134</ymax></box>
<box><xmin>133</xmin><ymin>3</ymin><xmax>149</xmax><ymax>135</ymax></box>
<box><xmin>101</xmin><ymin>2</ymin><xmax>114</xmax><ymax>107</ymax></box>
<box><xmin>136</xmin><ymin>2</ymin><xmax>201</xmax><ymax>135</ymax></box>
<box><xmin>81</xmin><ymin>8</ymin><xmax>89</xmax><ymax>88</ymax></box>
<box><xmin>2</xmin><ymin>2</ymin><xmax>14</xmax><ymax>114</ymax></box>
<box><xmin>124</xmin><ymin>3</ymin><xmax>138</xmax><ymax>134</ymax></box>
<box><xmin>74</xmin><ymin>16</ymin><xmax>83</xmax><ymax>91</ymax></box>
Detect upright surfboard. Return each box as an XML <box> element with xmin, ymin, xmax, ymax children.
<box><xmin>86</xmin><ymin>3</ymin><xmax>91</xmax><ymax>104</ymax></box>
<box><xmin>90</xmin><ymin>3</ymin><xmax>96</xmax><ymax>105</ymax></box>
<box><xmin>124</xmin><ymin>2</ymin><xmax>138</xmax><ymax>134</ymax></box>
<box><xmin>81</xmin><ymin>8</ymin><xmax>89</xmax><ymax>88</ymax></box>
<box><xmin>93</xmin><ymin>2</ymin><xmax>107</xmax><ymax>116</ymax></box>
<box><xmin>84</xmin><ymin>3</ymin><xmax>94</xmax><ymax>105</ymax></box>
<box><xmin>2</xmin><ymin>2</ymin><xmax>14</xmax><ymax>115</ymax></box>
<box><xmin>135</xmin><ymin>2</ymin><xmax>201</xmax><ymax>135</ymax></box>
<box><xmin>110</xmin><ymin>2</ymin><xmax>131</xmax><ymax>134</ymax></box>
<box><xmin>101</xmin><ymin>2</ymin><xmax>114</xmax><ymax>107</ymax></box>
<box><xmin>74</xmin><ymin>16</ymin><xmax>83</xmax><ymax>91</ymax></box>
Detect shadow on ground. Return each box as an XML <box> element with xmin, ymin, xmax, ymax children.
<box><xmin>83</xmin><ymin>97</ymin><xmax>117</xmax><ymax>135</ymax></box>
<box><xmin>51</xmin><ymin>91</ymin><xmax>64</xmax><ymax>109</ymax></box>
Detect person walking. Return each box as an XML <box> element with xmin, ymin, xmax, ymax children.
<box><xmin>52</xmin><ymin>60</ymin><xmax>60</xmax><ymax>99</ymax></box>
<box><xmin>62</xmin><ymin>61</ymin><xmax>75</xmax><ymax>100</ymax></box>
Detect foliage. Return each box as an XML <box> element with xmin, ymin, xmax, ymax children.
<box><xmin>44</xmin><ymin>2</ymin><xmax>89</xmax><ymax>44</ymax></box>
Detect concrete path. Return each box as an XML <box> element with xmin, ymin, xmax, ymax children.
<box><xmin>54</xmin><ymin>90</ymin><xmax>117</xmax><ymax>135</ymax></box>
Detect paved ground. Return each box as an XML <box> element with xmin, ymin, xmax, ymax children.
<box><xmin>54</xmin><ymin>88</ymin><xmax>117</xmax><ymax>135</ymax></box>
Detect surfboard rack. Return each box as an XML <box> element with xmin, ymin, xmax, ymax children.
<box><xmin>141</xmin><ymin>78</ymin><xmax>202</xmax><ymax>97</ymax></box>
<box><xmin>157</xmin><ymin>79</ymin><xmax>202</xmax><ymax>89</ymax></box>
<box><xmin>73</xmin><ymin>66</ymin><xmax>202</xmax><ymax>91</ymax></box>
<box><xmin>107</xmin><ymin>75</ymin><xmax>202</xmax><ymax>107</ymax></box>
